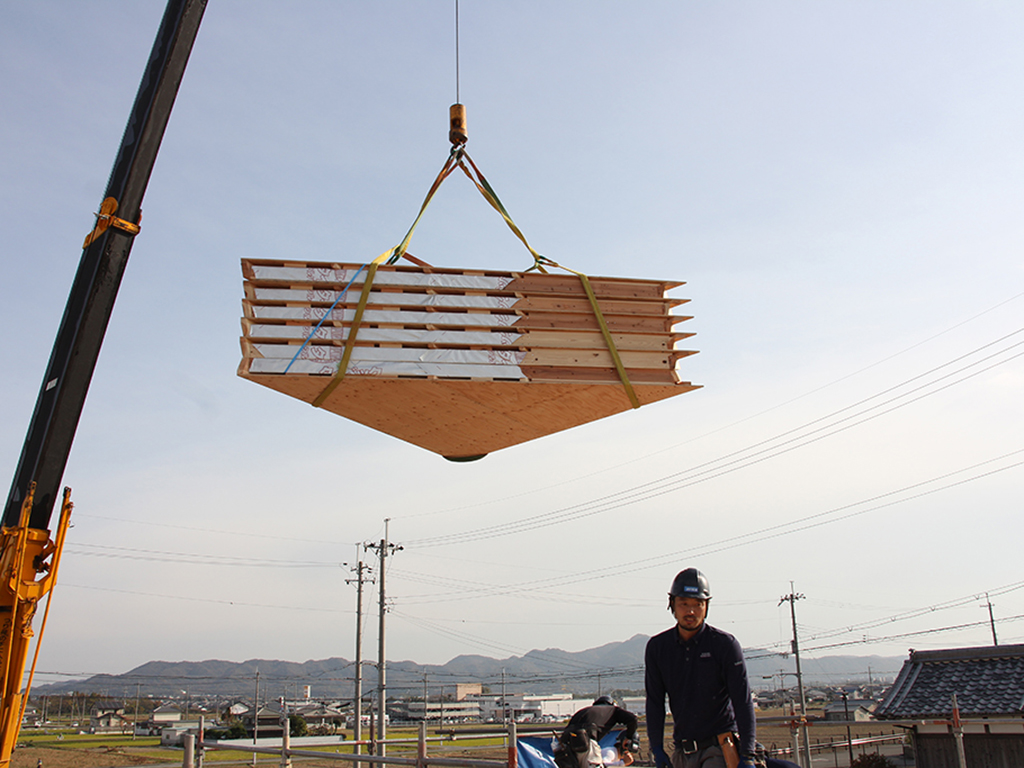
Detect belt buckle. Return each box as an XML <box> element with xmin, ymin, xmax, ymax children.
<box><xmin>679</xmin><ymin>739</ymin><xmax>699</xmax><ymax>755</ymax></box>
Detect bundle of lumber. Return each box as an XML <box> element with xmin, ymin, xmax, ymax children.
<box><xmin>238</xmin><ymin>258</ymin><xmax>700</xmax><ymax>459</ymax></box>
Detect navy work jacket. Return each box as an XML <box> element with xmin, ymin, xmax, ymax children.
<box><xmin>644</xmin><ymin>622</ymin><xmax>756</xmax><ymax>756</ymax></box>
<box><xmin>561</xmin><ymin>703</ymin><xmax>638</xmax><ymax>743</ymax></box>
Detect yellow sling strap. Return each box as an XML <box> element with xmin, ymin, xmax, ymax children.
<box><xmin>311</xmin><ymin>133</ymin><xmax>640</xmax><ymax>409</ymax></box>
<box><xmin>576</xmin><ymin>270</ymin><xmax>640</xmax><ymax>409</ymax></box>
<box><xmin>310</xmin><ymin>253</ymin><xmax>388</xmax><ymax>408</ymax></box>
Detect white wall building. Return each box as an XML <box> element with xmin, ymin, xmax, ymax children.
<box><xmin>470</xmin><ymin>694</ymin><xmax>582</xmax><ymax>723</ymax></box>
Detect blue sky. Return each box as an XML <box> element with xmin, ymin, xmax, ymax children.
<box><xmin>2</xmin><ymin>2</ymin><xmax>1023</xmax><ymax>686</ymax></box>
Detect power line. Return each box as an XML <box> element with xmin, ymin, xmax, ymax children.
<box><xmin>384</xmin><ymin>449</ymin><xmax>1024</xmax><ymax>604</ymax></box>
<box><xmin>797</xmin><ymin>580</ymin><xmax>1024</xmax><ymax>646</ymax></box>
<box><xmin>69</xmin><ymin>514</ymin><xmax>355</xmax><ymax>546</ymax></box>
<box><xmin>393</xmin><ymin>611</ymin><xmax>614</xmax><ymax>674</ymax></box>
<box><xmin>64</xmin><ymin>542</ymin><xmax>343</xmax><ymax>568</ymax></box>
<box><xmin>61</xmin><ymin>452</ymin><xmax>1023</xmax><ymax>640</ymax></box>
<box><xmin>64</xmin><ymin>323</ymin><xmax>1023</xmax><ymax>561</ymax></box>
<box><xmin>397</xmin><ymin>291</ymin><xmax>1024</xmax><ymax>524</ymax></box>
<box><xmin>406</xmin><ymin>331</ymin><xmax>1024</xmax><ymax>547</ymax></box>
<box><xmin>802</xmin><ymin>613</ymin><xmax>1024</xmax><ymax>654</ymax></box>
<box><xmin>60</xmin><ymin>583</ymin><xmax>354</xmax><ymax>614</ymax></box>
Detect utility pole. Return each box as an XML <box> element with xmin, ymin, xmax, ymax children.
<box><xmin>279</xmin><ymin>696</ymin><xmax>291</xmax><ymax>768</ymax></box>
<box><xmin>984</xmin><ymin>593</ymin><xmax>999</xmax><ymax>646</ymax></box>
<box><xmin>842</xmin><ymin>692</ymin><xmax>854</xmax><ymax>766</ymax></box>
<box><xmin>365</xmin><ymin>519</ymin><xmax>402</xmax><ymax>756</ymax></box>
<box><xmin>132</xmin><ymin>684</ymin><xmax>141</xmax><ymax>741</ymax></box>
<box><xmin>501</xmin><ymin>669</ymin><xmax>506</xmax><ymax>725</ymax></box>
<box><xmin>951</xmin><ymin>693</ymin><xmax>968</xmax><ymax>768</ymax></box>
<box><xmin>252</xmin><ymin>669</ymin><xmax>260</xmax><ymax>768</ymax></box>
<box><xmin>346</xmin><ymin>553</ymin><xmax>373</xmax><ymax>768</ymax></box>
<box><xmin>780</xmin><ymin>585</ymin><xmax>812</xmax><ymax>768</ymax></box>
<box><xmin>423</xmin><ymin>674</ymin><xmax>429</xmax><ymax>723</ymax></box>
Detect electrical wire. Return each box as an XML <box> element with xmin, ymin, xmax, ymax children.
<box><xmin>798</xmin><ymin>580</ymin><xmax>1024</xmax><ymax>646</ymax></box>
<box><xmin>397</xmin><ymin>290</ymin><xmax>1024</xmax><ymax>523</ymax></box>
<box><xmin>801</xmin><ymin>613</ymin><xmax>1024</xmax><ymax>654</ymax></box>
<box><xmin>67</xmin><ymin>317</ymin><xmax>1024</xmax><ymax>557</ymax></box>
<box><xmin>64</xmin><ymin>542</ymin><xmax>344</xmax><ymax>568</ymax></box>
<box><xmin>69</xmin><ymin>513</ymin><xmax>357</xmax><ymax>547</ymax></box>
<box><xmin>383</xmin><ymin>448</ymin><xmax>1024</xmax><ymax>604</ymax></box>
<box><xmin>60</xmin><ymin>583</ymin><xmax>353</xmax><ymax>614</ymax></box>
<box><xmin>407</xmin><ymin>332</ymin><xmax>1024</xmax><ymax>547</ymax></box>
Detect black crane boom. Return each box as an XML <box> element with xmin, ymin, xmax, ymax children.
<box><xmin>4</xmin><ymin>0</ymin><xmax>207</xmax><ymax>531</ymax></box>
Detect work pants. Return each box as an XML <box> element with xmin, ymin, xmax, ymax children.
<box><xmin>671</xmin><ymin>744</ymin><xmax>725</xmax><ymax>768</ymax></box>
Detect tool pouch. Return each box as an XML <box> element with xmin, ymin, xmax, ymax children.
<box><xmin>717</xmin><ymin>733</ymin><xmax>740</xmax><ymax>768</ymax></box>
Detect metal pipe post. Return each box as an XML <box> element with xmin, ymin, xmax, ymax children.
<box><xmin>280</xmin><ymin>700</ymin><xmax>291</xmax><ymax>768</ymax></box>
<box><xmin>197</xmin><ymin>715</ymin><xmax>205</xmax><ymax>768</ymax></box>
<box><xmin>507</xmin><ymin>721</ymin><xmax>517</xmax><ymax>768</ymax></box>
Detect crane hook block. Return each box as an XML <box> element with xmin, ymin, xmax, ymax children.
<box><xmin>449</xmin><ymin>103</ymin><xmax>468</xmax><ymax>146</ymax></box>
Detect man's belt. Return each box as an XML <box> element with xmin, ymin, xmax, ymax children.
<box><xmin>676</xmin><ymin>735</ymin><xmax>720</xmax><ymax>755</ymax></box>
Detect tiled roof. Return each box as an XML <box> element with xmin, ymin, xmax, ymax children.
<box><xmin>876</xmin><ymin>644</ymin><xmax>1024</xmax><ymax>719</ymax></box>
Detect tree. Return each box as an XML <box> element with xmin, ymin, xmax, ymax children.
<box><xmin>289</xmin><ymin>714</ymin><xmax>307</xmax><ymax>737</ymax></box>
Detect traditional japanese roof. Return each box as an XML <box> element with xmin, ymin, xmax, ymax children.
<box><xmin>876</xmin><ymin>644</ymin><xmax>1024</xmax><ymax>719</ymax></box>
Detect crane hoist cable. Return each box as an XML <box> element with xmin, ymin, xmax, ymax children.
<box><xmin>309</xmin><ymin>104</ymin><xmax>640</xmax><ymax>410</ymax></box>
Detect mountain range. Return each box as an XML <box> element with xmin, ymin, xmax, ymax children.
<box><xmin>34</xmin><ymin>634</ymin><xmax>905</xmax><ymax>700</ymax></box>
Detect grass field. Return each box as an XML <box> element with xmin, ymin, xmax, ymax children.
<box><xmin>10</xmin><ymin>716</ymin><xmax>908</xmax><ymax>768</ymax></box>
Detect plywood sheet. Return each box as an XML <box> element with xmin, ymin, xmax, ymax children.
<box><xmin>239</xmin><ymin>371</ymin><xmax>700</xmax><ymax>458</ymax></box>
<box><xmin>246</xmin><ymin>341</ymin><xmax>686</xmax><ymax>370</ymax></box>
<box><xmin>244</xmin><ymin>286</ymin><xmax>684</xmax><ymax>316</ymax></box>
<box><xmin>237</xmin><ymin>258</ymin><xmax>700</xmax><ymax>456</ymax></box>
<box><xmin>243</xmin><ymin>259</ymin><xmax>682</xmax><ymax>298</ymax></box>
<box><xmin>241</xmin><ymin>322</ymin><xmax>691</xmax><ymax>351</ymax></box>
<box><xmin>243</xmin><ymin>301</ymin><xmax>690</xmax><ymax>333</ymax></box>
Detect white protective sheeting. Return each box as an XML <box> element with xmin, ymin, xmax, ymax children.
<box><xmin>245</xmin><ymin>324</ymin><xmax>522</xmax><ymax>346</ymax></box>
<box><xmin>246</xmin><ymin>305</ymin><xmax>520</xmax><ymax>326</ymax></box>
<box><xmin>250</xmin><ymin>287</ymin><xmax>519</xmax><ymax>309</ymax></box>
<box><xmin>247</xmin><ymin>358</ymin><xmax>525</xmax><ymax>378</ymax></box>
<box><xmin>248</xmin><ymin>264</ymin><xmax>515</xmax><ymax>291</ymax></box>
<box><xmin>250</xmin><ymin>344</ymin><xmax>528</xmax><ymax>366</ymax></box>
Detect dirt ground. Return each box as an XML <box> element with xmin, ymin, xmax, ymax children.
<box><xmin>11</xmin><ymin>746</ymin><xmax>167</xmax><ymax>768</ymax></box>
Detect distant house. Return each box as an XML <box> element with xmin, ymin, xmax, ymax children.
<box><xmin>158</xmin><ymin>719</ymin><xmax>206</xmax><ymax>747</ymax></box>
<box><xmin>823</xmin><ymin>700</ymin><xmax>874</xmax><ymax>721</ymax></box>
<box><xmin>90</xmin><ymin>707</ymin><xmax>130</xmax><ymax>734</ymax></box>
<box><xmin>876</xmin><ymin>644</ymin><xmax>1024</xmax><ymax>767</ymax></box>
<box><xmin>243</xmin><ymin>705</ymin><xmax>286</xmax><ymax>738</ymax></box>
<box><xmin>137</xmin><ymin>704</ymin><xmax>183</xmax><ymax>736</ymax></box>
<box><xmin>294</xmin><ymin>704</ymin><xmax>344</xmax><ymax>730</ymax></box>
<box><xmin>152</xmin><ymin>704</ymin><xmax>182</xmax><ymax>723</ymax></box>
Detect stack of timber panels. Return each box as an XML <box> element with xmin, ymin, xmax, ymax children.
<box><xmin>238</xmin><ymin>258</ymin><xmax>700</xmax><ymax>459</ymax></box>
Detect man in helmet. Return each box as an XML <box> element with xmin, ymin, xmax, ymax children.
<box><xmin>644</xmin><ymin>568</ymin><xmax>757</xmax><ymax>768</ymax></box>
<box><xmin>553</xmin><ymin>696</ymin><xmax>638</xmax><ymax>768</ymax></box>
